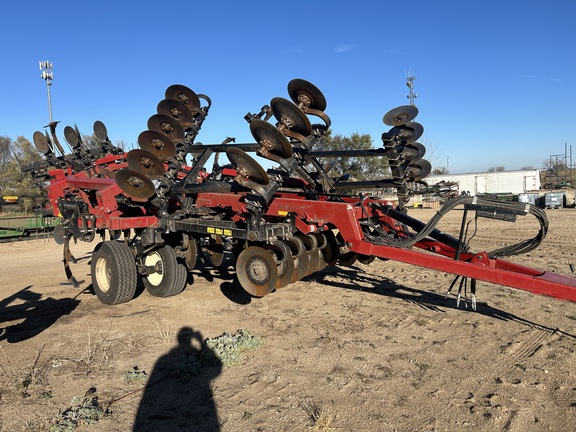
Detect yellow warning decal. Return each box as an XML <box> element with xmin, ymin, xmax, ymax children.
<box><xmin>207</xmin><ymin>227</ymin><xmax>232</xmax><ymax>236</ymax></box>
<box><xmin>278</xmin><ymin>210</ymin><xmax>289</xmax><ymax>216</ymax></box>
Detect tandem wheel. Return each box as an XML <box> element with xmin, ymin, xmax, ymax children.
<box><xmin>142</xmin><ymin>245</ymin><xmax>188</xmax><ymax>298</ymax></box>
<box><xmin>91</xmin><ymin>240</ymin><xmax>138</xmax><ymax>305</ymax></box>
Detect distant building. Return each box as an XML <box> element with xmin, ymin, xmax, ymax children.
<box><xmin>424</xmin><ymin>169</ymin><xmax>541</xmax><ymax>196</ymax></box>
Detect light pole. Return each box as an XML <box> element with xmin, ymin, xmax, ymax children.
<box><xmin>39</xmin><ymin>60</ymin><xmax>54</xmax><ymax>124</ymax></box>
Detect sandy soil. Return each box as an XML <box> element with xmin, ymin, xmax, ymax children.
<box><xmin>0</xmin><ymin>208</ymin><xmax>575</xmax><ymax>432</ymax></box>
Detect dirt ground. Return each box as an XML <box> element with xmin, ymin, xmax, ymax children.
<box><xmin>0</xmin><ymin>208</ymin><xmax>575</xmax><ymax>432</ymax></box>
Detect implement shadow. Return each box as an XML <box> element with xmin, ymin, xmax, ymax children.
<box><xmin>0</xmin><ymin>285</ymin><xmax>80</xmax><ymax>343</ymax></box>
<box><xmin>134</xmin><ymin>326</ymin><xmax>222</xmax><ymax>432</ymax></box>
<box><xmin>191</xmin><ymin>255</ymin><xmax>252</xmax><ymax>305</ymax></box>
<box><xmin>311</xmin><ymin>266</ymin><xmax>576</xmax><ymax>339</ymax></box>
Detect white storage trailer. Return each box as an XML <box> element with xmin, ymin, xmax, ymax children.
<box><xmin>425</xmin><ymin>169</ymin><xmax>541</xmax><ymax>196</ymax></box>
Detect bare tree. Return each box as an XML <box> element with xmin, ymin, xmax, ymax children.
<box><xmin>488</xmin><ymin>166</ymin><xmax>506</xmax><ymax>172</ymax></box>
<box><xmin>420</xmin><ymin>136</ymin><xmax>446</xmax><ymax>173</ymax></box>
<box><xmin>432</xmin><ymin>166</ymin><xmax>449</xmax><ymax>175</ymax></box>
<box><xmin>543</xmin><ymin>157</ymin><xmax>566</xmax><ymax>175</ymax></box>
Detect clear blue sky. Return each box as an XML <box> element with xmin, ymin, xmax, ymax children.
<box><xmin>1</xmin><ymin>0</ymin><xmax>574</xmax><ymax>173</ymax></box>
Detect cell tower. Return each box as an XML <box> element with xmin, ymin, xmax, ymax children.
<box><xmin>39</xmin><ymin>60</ymin><xmax>54</xmax><ymax>124</ymax></box>
<box><xmin>406</xmin><ymin>68</ymin><xmax>417</xmax><ymax>106</ymax></box>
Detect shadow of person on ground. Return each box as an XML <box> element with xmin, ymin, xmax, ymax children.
<box><xmin>134</xmin><ymin>326</ymin><xmax>222</xmax><ymax>431</ymax></box>
<box><xmin>0</xmin><ymin>285</ymin><xmax>80</xmax><ymax>343</ymax></box>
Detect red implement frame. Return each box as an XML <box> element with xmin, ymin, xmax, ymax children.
<box><xmin>195</xmin><ymin>191</ymin><xmax>576</xmax><ymax>303</ymax></box>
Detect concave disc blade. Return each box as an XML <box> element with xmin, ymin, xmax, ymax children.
<box><xmin>404</xmin><ymin>122</ymin><xmax>424</xmax><ymax>143</ymax></box>
<box><xmin>157</xmin><ymin>98</ymin><xmax>195</xmax><ymax>127</ymax></box>
<box><xmin>147</xmin><ymin>114</ymin><xmax>185</xmax><ymax>141</ymax></box>
<box><xmin>250</xmin><ymin>119</ymin><xmax>293</xmax><ymax>158</ymax></box>
<box><xmin>53</xmin><ymin>223</ymin><xmax>66</xmax><ymax>245</ymax></box>
<box><xmin>270</xmin><ymin>97</ymin><xmax>312</xmax><ymax>136</ymax></box>
<box><xmin>314</xmin><ymin>230</ymin><xmax>338</xmax><ymax>269</ymax></box>
<box><xmin>287</xmin><ymin>78</ymin><xmax>327</xmax><ymax>112</ymax></box>
<box><xmin>383</xmin><ymin>105</ymin><xmax>419</xmax><ymax>126</ymax></box>
<box><xmin>138</xmin><ymin>130</ymin><xmax>177</xmax><ymax>160</ymax></box>
<box><xmin>184</xmin><ymin>237</ymin><xmax>198</xmax><ymax>270</ymax></box>
<box><xmin>401</xmin><ymin>142</ymin><xmax>426</xmax><ymax>162</ymax></box>
<box><xmin>205</xmin><ymin>235</ymin><xmax>225</xmax><ymax>267</ymax></box>
<box><xmin>226</xmin><ymin>147</ymin><xmax>269</xmax><ymax>185</ymax></box>
<box><xmin>115</xmin><ymin>168</ymin><xmax>156</xmax><ymax>199</ymax></box>
<box><xmin>33</xmin><ymin>131</ymin><xmax>51</xmax><ymax>154</ymax></box>
<box><xmin>406</xmin><ymin>159</ymin><xmax>432</xmax><ymax>181</ymax></box>
<box><xmin>93</xmin><ymin>120</ymin><xmax>108</xmax><ymax>141</ymax></box>
<box><xmin>165</xmin><ymin>84</ymin><xmax>201</xmax><ymax>109</ymax></box>
<box><xmin>126</xmin><ymin>149</ymin><xmax>166</xmax><ymax>177</ymax></box>
<box><xmin>283</xmin><ymin>236</ymin><xmax>309</xmax><ymax>282</ymax></box>
<box><xmin>338</xmin><ymin>251</ymin><xmax>358</xmax><ymax>266</ymax></box>
<box><xmin>390</xmin><ymin>121</ymin><xmax>424</xmax><ymax>144</ymax></box>
<box><xmin>358</xmin><ymin>254</ymin><xmax>376</xmax><ymax>265</ymax></box>
<box><xmin>236</xmin><ymin>246</ymin><xmax>278</xmax><ymax>297</ymax></box>
<box><xmin>263</xmin><ymin>240</ymin><xmax>295</xmax><ymax>289</ymax></box>
<box><xmin>64</xmin><ymin>125</ymin><xmax>81</xmax><ymax>149</ymax></box>
<box><xmin>298</xmin><ymin>234</ymin><xmax>319</xmax><ymax>277</ymax></box>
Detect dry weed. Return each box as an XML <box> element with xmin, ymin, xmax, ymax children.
<box><xmin>0</xmin><ymin>345</ymin><xmax>50</xmax><ymax>398</ymax></box>
<box><xmin>300</xmin><ymin>399</ymin><xmax>336</xmax><ymax>432</ymax></box>
<box><xmin>79</xmin><ymin>327</ymin><xmax>118</xmax><ymax>368</ymax></box>
<box><xmin>155</xmin><ymin>320</ymin><xmax>176</xmax><ymax>344</ymax></box>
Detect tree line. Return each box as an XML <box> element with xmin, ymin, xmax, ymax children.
<box><xmin>0</xmin><ymin>135</ymin><xmax>44</xmax><ymax>213</ymax></box>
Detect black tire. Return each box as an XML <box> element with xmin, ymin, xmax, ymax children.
<box><xmin>91</xmin><ymin>240</ymin><xmax>137</xmax><ymax>305</ymax></box>
<box><xmin>143</xmin><ymin>245</ymin><xmax>188</xmax><ymax>298</ymax></box>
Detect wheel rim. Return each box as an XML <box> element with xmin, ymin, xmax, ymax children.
<box><xmin>144</xmin><ymin>251</ymin><xmax>164</xmax><ymax>286</ymax></box>
<box><xmin>94</xmin><ymin>256</ymin><xmax>111</xmax><ymax>293</ymax></box>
